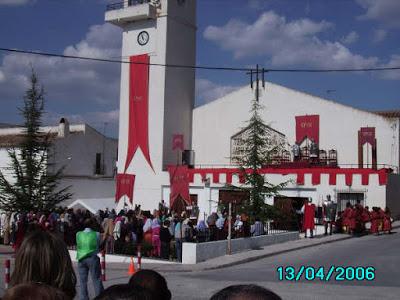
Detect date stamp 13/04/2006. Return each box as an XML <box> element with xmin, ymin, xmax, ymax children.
<box><xmin>277</xmin><ymin>266</ymin><xmax>376</xmax><ymax>282</ymax></box>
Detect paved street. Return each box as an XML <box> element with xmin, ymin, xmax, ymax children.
<box><xmin>1</xmin><ymin>231</ymin><xmax>399</xmax><ymax>299</ymax></box>
<box><xmin>162</xmin><ymin>232</ymin><xmax>400</xmax><ymax>300</ymax></box>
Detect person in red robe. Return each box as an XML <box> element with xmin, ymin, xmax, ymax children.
<box><xmin>383</xmin><ymin>207</ymin><xmax>392</xmax><ymax>234</ymax></box>
<box><xmin>370</xmin><ymin>207</ymin><xmax>380</xmax><ymax>235</ymax></box>
<box><xmin>342</xmin><ymin>202</ymin><xmax>353</xmax><ymax>234</ymax></box>
<box><xmin>353</xmin><ymin>202</ymin><xmax>365</xmax><ymax>235</ymax></box>
<box><xmin>12</xmin><ymin>214</ymin><xmax>26</xmax><ymax>253</ymax></box>
<box><xmin>378</xmin><ymin>208</ymin><xmax>385</xmax><ymax>233</ymax></box>
<box><xmin>302</xmin><ymin>198</ymin><xmax>315</xmax><ymax>238</ymax></box>
<box><xmin>362</xmin><ymin>206</ymin><xmax>371</xmax><ymax>234</ymax></box>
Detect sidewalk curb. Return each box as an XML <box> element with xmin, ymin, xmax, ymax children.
<box><xmin>150</xmin><ymin>235</ymin><xmax>353</xmax><ymax>273</ymax></box>
<box><xmin>153</xmin><ymin>223</ymin><xmax>400</xmax><ymax>273</ymax></box>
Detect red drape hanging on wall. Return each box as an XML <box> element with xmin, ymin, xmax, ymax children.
<box><xmin>115</xmin><ymin>174</ymin><xmax>136</xmax><ymax>204</ymax></box>
<box><xmin>168</xmin><ymin>165</ymin><xmax>191</xmax><ymax>208</ymax></box>
<box><xmin>360</xmin><ymin>127</ymin><xmax>375</xmax><ymax>145</ymax></box>
<box><xmin>125</xmin><ymin>54</ymin><xmax>153</xmax><ymax>172</ymax></box>
<box><xmin>296</xmin><ymin>115</ymin><xmax>320</xmax><ymax>144</ymax></box>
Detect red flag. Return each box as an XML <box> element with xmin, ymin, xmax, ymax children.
<box><xmin>115</xmin><ymin>174</ymin><xmax>135</xmax><ymax>204</ymax></box>
<box><xmin>172</xmin><ymin>134</ymin><xmax>184</xmax><ymax>151</ymax></box>
<box><xmin>360</xmin><ymin>127</ymin><xmax>375</xmax><ymax>145</ymax></box>
<box><xmin>125</xmin><ymin>54</ymin><xmax>153</xmax><ymax>172</ymax></box>
<box><xmin>296</xmin><ymin>115</ymin><xmax>319</xmax><ymax>144</ymax></box>
<box><xmin>168</xmin><ymin>165</ymin><xmax>191</xmax><ymax>208</ymax></box>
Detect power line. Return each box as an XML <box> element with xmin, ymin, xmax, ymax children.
<box><xmin>0</xmin><ymin>47</ymin><xmax>250</xmax><ymax>72</ymax></box>
<box><xmin>1</xmin><ymin>47</ymin><xmax>400</xmax><ymax>73</ymax></box>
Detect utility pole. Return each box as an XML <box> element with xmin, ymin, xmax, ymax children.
<box><xmin>250</xmin><ymin>64</ymin><xmax>265</xmax><ymax>101</ymax></box>
<box><xmin>227</xmin><ymin>201</ymin><xmax>232</xmax><ymax>255</ymax></box>
<box><xmin>102</xmin><ymin>122</ymin><xmax>108</xmax><ymax>175</ymax></box>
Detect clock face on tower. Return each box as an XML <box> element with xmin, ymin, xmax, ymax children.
<box><xmin>137</xmin><ymin>31</ymin><xmax>149</xmax><ymax>46</ymax></box>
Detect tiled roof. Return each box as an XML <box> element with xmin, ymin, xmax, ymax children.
<box><xmin>0</xmin><ymin>123</ymin><xmax>21</xmax><ymax>129</ymax></box>
<box><xmin>374</xmin><ymin>110</ymin><xmax>400</xmax><ymax>118</ymax></box>
<box><xmin>0</xmin><ymin>133</ymin><xmax>58</xmax><ymax>147</ymax></box>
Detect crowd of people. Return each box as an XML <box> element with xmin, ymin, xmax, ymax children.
<box><xmin>336</xmin><ymin>201</ymin><xmax>393</xmax><ymax>235</ymax></box>
<box><xmin>0</xmin><ymin>203</ymin><xmax>272</xmax><ymax>263</ymax></box>
<box><xmin>2</xmin><ymin>226</ymin><xmax>282</xmax><ymax>300</ymax></box>
<box><xmin>300</xmin><ymin>199</ymin><xmax>394</xmax><ymax>238</ymax></box>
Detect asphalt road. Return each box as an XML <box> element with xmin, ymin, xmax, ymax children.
<box><xmin>163</xmin><ymin>232</ymin><xmax>400</xmax><ymax>300</ymax></box>
<box><xmin>1</xmin><ymin>232</ymin><xmax>399</xmax><ymax>299</ymax></box>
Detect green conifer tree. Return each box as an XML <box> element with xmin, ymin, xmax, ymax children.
<box><xmin>0</xmin><ymin>71</ymin><xmax>71</xmax><ymax>212</ymax></box>
<box><xmin>235</xmin><ymin>84</ymin><xmax>286</xmax><ymax>222</ymax></box>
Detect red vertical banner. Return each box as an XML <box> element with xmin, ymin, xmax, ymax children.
<box><xmin>168</xmin><ymin>165</ymin><xmax>191</xmax><ymax>208</ymax></box>
<box><xmin>115</xmin><ymin>174</ymin><xmax>136</xmax><ymax>204</ymax></box>
<box><xmin>295</xmin><ymin>115</ymin><xmax>320</xmax><ymax>144</ymax></box>
<box><xmin>172</xmin><ymin>134</ymin><xmax>184</xmax><ymax>151</ymax></box>
<box><xmin>296</xmin><ymin>171</ymin><xmax>305</xmax><ymax>185</ymax></box>
<box><xmin>360</xmin><ymin>127</ymin><xmax>375</xmax><ymax>145</ymax></box>
<box><xmin>125</xmin><ymin>54</ymin><xmax>153</xmax><ymax>172</ymax></box>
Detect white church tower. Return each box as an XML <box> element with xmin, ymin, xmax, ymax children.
<box><xmin>105</xmin><ymin>0</ymin><xmax>196</xmax><ymax>210</ymax></box>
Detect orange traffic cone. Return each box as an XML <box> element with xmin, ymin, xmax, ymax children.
<box><xmin>128</xmin><ymin>257</ymin><xmax>136</xmax><ymax>275</ymax></box>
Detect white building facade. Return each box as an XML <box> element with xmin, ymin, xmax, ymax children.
<box><xmin>106</xmin><ymin>0</ymin><xmax>400</xmax><ymax>219</ymax></box>
<box><xmin>0</xmin><ymin>119</ymin><xmax>118</xmax><ymax>207</ymax></box>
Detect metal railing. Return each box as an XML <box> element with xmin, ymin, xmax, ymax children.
<box><xmin>192</xmin><ymin>163</ymin><xmax>399</xmax><ymax>173</ymax></box>
<box><xmin>184</xmin><ymin>221</ymin><xmax>296</xmax><ymax>244</ymax></box>
<box><xmin>106</xmin><ymin>0</ymin><xmax>151</xmax><ymax>11</ymax></box>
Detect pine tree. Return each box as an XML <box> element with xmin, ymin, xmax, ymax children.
<box><xmin>0</xmin><ymin>71</ymin><xmax>71</xmax><ymax>212</ymax></box>
<box><xmin>235</xmin><ymin>83</ymin><xmax>286</xmax><ymax>222</ymax></box>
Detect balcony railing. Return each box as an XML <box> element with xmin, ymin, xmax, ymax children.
<box><xmin>106</xmin><ymin>0</ymin><xmax>151</xmax><ymax>11</ymax></box>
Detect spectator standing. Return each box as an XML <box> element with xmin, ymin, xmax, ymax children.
<box><xmin>151</xmin><ymin>219</ymin><xmax>161</xmax><ymax>257</ymax></box>
<box><xmin>76</xmin><ymin>218</ymin><xmax>104</xmax><ymax>300</ymax></box>
<box><xmin>160</xmin><ymin>220</ymin><xmax>172</xmax><ymax>259</ymax></box>
<box><xmin>251</xmin><ymin>218</ymin><xmax>265</xmax><ymax>236</ymax></box>
<box><xmin>174</xmin><ymin>218</ymin><xmax>183</xmax><ymax>262</ymax></box>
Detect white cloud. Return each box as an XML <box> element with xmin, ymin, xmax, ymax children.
<box><xmin>341</xmin><ymin>31</ymin><xmax>359</xmax><ymax>44</ymax></box>
<box><xmin>0</xmin><ymin>0</ymin><xmax>34</xmax><ymax>6</ymax></box>
<box><xmin>204</xmin><ymin>11</ymin><xmax>378</xmax><ymax>69</ymax></box>
<box><xmin>379</xmin><ymin>54</ymin><xmax>400</xmax><ymax>80</ymax></box>
<box><xmin>356</xmin><ymin>0</ymin><xmax>400</xmax><ymax>28</ymax></box>
<box><xmin>0</xmin><ymin>23</ymin><xmax>122</xmax><ymax>134</ymax></box>
<box><xmin>196</xmin><ymin>78</ymin><xmax>240</xmax><ymax>105</ymax></box>
<box><xmin>0</xmin><ymin>70</ymin><xmax>5</xmax><ymax>82</ymax></box>
<box><xmin>372</xmin><ymin>28</ymin><xmax>387</xmax><ymax>43</ymax></box>
<box><xmin>0</xmin><ymin>23</ymin><xmax>121</xmax><ymax>104</ymax></box>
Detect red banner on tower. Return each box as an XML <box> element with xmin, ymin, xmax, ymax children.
<box><xmin>125</xmin><ymin>54</ymin><xmax>153</xmax><ymax>172</ymax></box>
<box><xmin>168</xmin><ymin>165</ymin><xmax>191</xmax><ymax>208</ymax></box>
<box><xmin>115</xmin><ymin>174</ymin><xmax>135</xmax><ymax>204</ymax></box>
<box><xmin>172</xmin><ymin>134</ymin><xmax>184</xmax><ymax>151</ymax></box>
<box><xmin>296</xmin><ymin>115</ymin><xmax>320</xmax><ymax>144</ymax></box>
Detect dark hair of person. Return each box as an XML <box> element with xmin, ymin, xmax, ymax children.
<box><xmin>94</xmin><ymin>284</ymin><xmax>155</xmax><ymax>300</ymax></box>
<box><xmin>10</xmin><ymin>230</ymin><xmax>77</xmax><ymax>299</ymax></box>
<box><xmin>3</xmin><ymin>282</ymin><xmax>69</xmax><ymax>300</ymax></box>
<box><xmin>346</xmin><ymin>202</ymin><xmax>351</xmax><ymax>208</ymax></box>
<box><xmin>128</xmin><ymin>269</ymin><xmax>171</xmax><ymax>300</ymax></box>
<box><xmin>210</xmin><ymin>284</ymin><xmax>282</xmax><ymax>300</ymax></box>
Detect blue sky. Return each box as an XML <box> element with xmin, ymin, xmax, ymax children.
<box><xmin>0</xmin><ymin>0</ymin><xmax>399</xmax><ymax>137</ymax></box>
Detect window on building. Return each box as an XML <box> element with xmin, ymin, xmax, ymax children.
<box><xmin>95</xmin><ymin>153</ymin><xmax>102</xmax><ymax>175</ymax></box>
<box><xmin>337</xmin><ymin>193</ymin><xmax>364</xmax><ymax>212</ymax></box>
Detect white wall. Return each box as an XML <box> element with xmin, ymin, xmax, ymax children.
<box><xmin>0</xmin><ymin>124</ymin><xmax>118</xmax><ymax>207</ymax></box>
<box><xmin>192</xmin><ymin>82</ymin><xmax>399</xmax><ymax>170</ymax></box>
<box><xmin>50</xmin><ymin>125</ymin><xmax>117</xmax><ymax>177</ymax></box>
<box><xmin>58</xmin><ymin>177</ymin><xmax>116</xmax><ymax>207</ymax></box>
